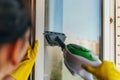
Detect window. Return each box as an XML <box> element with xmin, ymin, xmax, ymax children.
<box><xmin>35</xmin><ymin>0</ymin><xmax>120</xmax><ymax>80</ymax></box>
<box><xmin>44</xmin><ymin>0</ymin><xmax>102</xmax><ymax>80</ymax></box>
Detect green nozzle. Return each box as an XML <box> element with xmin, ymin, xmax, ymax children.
<box><xmin>67</xmin><ymin>44</ymin><xmax>95</xmax><ymax>61</ymax></box>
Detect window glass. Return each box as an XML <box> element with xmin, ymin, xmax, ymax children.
<box><xmin>44</xmin><ymin>0</ymin><xmax>102</xmax><ymax>80</ymax></box>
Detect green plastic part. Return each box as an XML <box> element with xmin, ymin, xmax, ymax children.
<box><xmin>67</xmin><ymin>44</ymin><xmax>96</xmax><ymax>61</ymax></box>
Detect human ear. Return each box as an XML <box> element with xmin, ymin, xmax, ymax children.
<box><xmin>10</xmin><ymin>39</ymin><xmax>23</xmax><ymax>66</ymax></box>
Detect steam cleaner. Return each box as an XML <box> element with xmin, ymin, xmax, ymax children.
<box><xmin>44</xmin><ymin>31</ymin><xmax>101</xmax><ymax>80</ymax></box>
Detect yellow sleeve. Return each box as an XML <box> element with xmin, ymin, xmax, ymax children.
<box><xmin>10</xmin><ymin>40</ymin><xmax>38</xmax><ymax>80</ymax></box>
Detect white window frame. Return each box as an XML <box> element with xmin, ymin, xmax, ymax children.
<box><xmin>102</xmin><ymin>0</ymin><xmax>111</xmax><ymax>60</ymax></box>
<box><xmin>35</xmin><ymin>0</ymin><xmax>114</xmax><ymax>80</ymax></box>
<box><xmin>102</xmin><ymin>0</ymin><xmax>115</xmax><ymax>62</ymax></box>
<box><xmin>35</xmin><ymin>0</ymin><xmax>45</xmax><ymax>80</ymax></box>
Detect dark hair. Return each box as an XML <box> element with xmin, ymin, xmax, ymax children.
<box><xmin>0</xmin><ymin>0</ymin><xmax>31</xmax><ymax>44</ymax></box>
